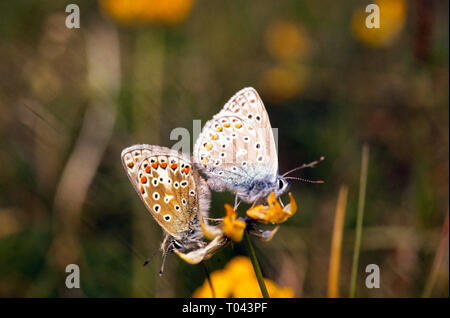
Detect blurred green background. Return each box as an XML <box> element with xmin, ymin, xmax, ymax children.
<box><xmin>0</xmin><ymin>0</ymin><xmax>448</xmax><ymax>297</ymax></box>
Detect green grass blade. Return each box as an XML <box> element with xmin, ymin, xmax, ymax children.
<box><xmin>349</xmin><ymin>144</ymin><xmax>370</xmax><ymax>298</ymax></box>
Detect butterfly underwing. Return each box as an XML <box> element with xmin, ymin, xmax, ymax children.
<box><xmin>121</xmin><ymin>144</ymin><xmax>211</xmax><ymax>252</ymax></box>
<box><xmin>193</xmin><ymin>87</ymin><xmax>289</xmax><ymax>204</ymax></box>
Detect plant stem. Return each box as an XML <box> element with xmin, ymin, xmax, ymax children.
<box><xmin>422</xmin><ymin>211</ymin><xmax>449</xmax><ymax>297</ymax></box>
<box><xmin>349</xmin><ymin>144</ymin><xmax>370</xmax><ymax>298</ymax></box>
<box><xmin>243</xmin><ymin>230</ymin><xmax>270</xmax><ymax>298</ymax></box>
<box><xmin>328</xmin><ymin>185</ymin><xmax>348</xmax><ymax>298</ymax></box>
<box><xmin>202</xmin><ymin>261</ymin><xmax>216</xmax><ymax>298</ymax></box>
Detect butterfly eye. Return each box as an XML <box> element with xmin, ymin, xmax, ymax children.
<box><xmin>278</xmin><ymin>179</ymin><xmax>284</xmax><ymax>190</ymax></box>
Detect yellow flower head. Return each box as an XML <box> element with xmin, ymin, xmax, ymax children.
<box><xmin>192</xmin><ymin>269</ymin><xmax>232</xmax><ymax>298</ymax></box>
<box><xmin>264</xmin><ymin>20</ymin><xmax>310</xmax><ymax>61</ymax></box>
<box><xmin>258</xmin><ymin>64</ymin><xmax>307</xmax><ymax>104</ymax></box>
<box><xmin>99</xmin><ymin>0</ymin><xmax>194</xmax><ymax>26</ymax></box>
<box><xmin>223</xmin><ymin>204</ymin><xmax>246</xmax><ymax>242</ymax></box>
<box><xmin>246</xmin><ymin>192</ymin><xmax>297</xmax><ymax>224</ymax></box>
<box><xmin>352</xmin><ymin>0</ymin><xmax>407</xmax><ymax>48</ymax></box>
<box><xmin>192</xmin><ymin>256</ymin><xmax>294</xmax><ymax>298</ymax></box>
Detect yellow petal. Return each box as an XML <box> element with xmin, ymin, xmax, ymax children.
<box><xmin>246</xmin><ymin>192</ymin><xmax>297</xmax><ymax>224</ymax></box>
<box><xmin>175</xmin><ymin>235</ymin><xmax>229</xmax><ymax>264</ymax></box>
<box><xmin>223</xmin><ymin>204</ymin><xmax>246</xmax><ymax>242</ymax></box>
<box><xmin>200</xmin><ymin>217</ymin><xmax>223</xmax><ymax>240</ymax></box>
<box><xmin>192</xmin><ymin>269</ymin><xmax>233</xmax><ymax>298</ymax></box>
<box><xmin>192</xmin><ymin>256</ymin><xmax>294</xmax><ymax>298</ymax></box>
<box><xmin>99</xmin><ymin>0</ymin><xmax>195</xmax><ymax>26</ymax></box>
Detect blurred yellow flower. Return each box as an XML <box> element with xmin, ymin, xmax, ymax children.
<box><xmin>223</xmin><ymin>204</ymin><xmax>246</xmax><ymax>242</ymax></box>
<box><xmin>352</xmin><ymin>0</ymin><xmax>407</xmax><ymax>48</ymax></box>
<box><xmin>192</xmin><ymin>256</ymin><xmax>294</xmax><ymax>298</ymax></box>
<box><xmin>99</xmin><ymin>0</ymin><xmax>194</xmax><ymax>26</ymax></box>
<box><xmin>247</xmin><ymin>192</ymin><xmax>297</xmax><ymax>224</ymax></box>
<box><xmin>258</xmin><ymin>64</ymin><xmax>307</xmax><ymax>104</ymax></box>
<box><xmin>264</xmin><ymin>20</ymin><xmax>310</xmax><ymax>61</ymax></box>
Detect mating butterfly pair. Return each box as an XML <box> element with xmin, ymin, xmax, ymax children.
<box><xmin>121</xmin><ymin>87</ymin><xmax>289</xmax><ymax>272</ymax></box>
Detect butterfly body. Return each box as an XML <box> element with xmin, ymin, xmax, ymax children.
<box><xmin>206</xmin><ymin>166</ymin><xmax>286</xmax><ymax>204</ymax></box>
<box><xmin>121</xmin><ymin>144</ymin><xmax>210</xmax><ymax>252</ymax></box>
<box><xmin>194</xmin><ymin>87</ymin><xmax>289</xmax><ymax>204</ymax></box>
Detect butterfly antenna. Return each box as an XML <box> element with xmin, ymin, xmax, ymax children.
<box><xmin>284</xmin><ymin>176</ymin><xmax>324</xmax><ymax>184</ymax></box>
<box><xmin>281</xmin><ymin>156</ymin><xmax>325</xmax><ymax>177</ymax></box>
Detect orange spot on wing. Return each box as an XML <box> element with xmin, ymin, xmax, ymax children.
<box><xmin>140</xmin><ymin>186</ymin><xmax>145</xmax><ymax>194</ymax></box>
<box><xmin>181</xmin><ymin>168</ymin><xmax>186</xmax><ymax>174</ymax></box>
<box><xmin>127</xmin><ymin>162</ymin><xmax>134</xmax><ymax>168</ymax></box>
<box><xmin>235</xmin><ymin>123</ymin><xmax>242</xmax><ymax>128</ymax></box>
<box><xmin>205</xmin><ymin>143</ymin><xmax>213</xmax><ymax>151</ymax></box>
<box><xmin>152</xmin><ymin>162</ymin><xmax>159</xmax><ymax>169</ymax></box>
<box><xmin>223</xmin><ymin>123</ymin><xmax>230</xmax><ymax>127</ymax></box>
<box><xmin>140</xmin><ymin>176</ymin><xmax>147</xmax><ymax>184</ymax></box>
<box><xmin>145</xmin><ymin>166</ymin><xmax>151</xmax><ymax>173</ymax></box>
<box><xmin>185</xmin><ymin>167</ymin><xmax>190</xmax><ymax>174</ymax></box>
<box><xmin>160</xmin><ymin>162</ymin><xmax>168</xmax><ymax>169</ymax></box>
<box><xmin>171</xmin><ymin>163</ymin><xmax>178</xmax><ymax>170</ymax></box>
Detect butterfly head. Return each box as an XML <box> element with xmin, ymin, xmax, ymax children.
<box><xmin>275</xmin><ymin>175</ymin><xmax>290</xmax><ymax>197</ymax></box>
<box><xmin>235</xmin><ymin>175</ymin><xmax>289</xmax><ymax>204</ymax></box>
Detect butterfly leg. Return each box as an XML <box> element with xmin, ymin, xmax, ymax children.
<box><xmin>203</xmin><ymin>217</ymin><xmax>224</xmax><ymax>223</ymax></box>
<box><xmin>143</xmin><ymin>233</ymin><xmax>170</xmax><ymax>267</ymax></box>
<box><xmin>250</xmin><ymin>200</ymin><xmax>258</xmax><ymax>209</ymax></box>
<box><xmin>143</xmin><ymin>248</ymin><xmax>161</xmax><ymax>267</ymax></box>
<box><xmin>159</xmin><ymin>240</ymin><xmax>174</xmax><ymax>277</ymax></box>
<box><xmin>233</xmin><ymin>195</ymin><xmax>241</xmax><ymax>210</ymax></box>
<box><xmin>248</xmin><ymin>225</ymin><xmax>279</xmax><ymax>242</ymax></box>
<box><xmin>279</xmin><ymin>197</ymin><xmax>285</xmax><ymax>209</ymax></box>
<box><xmin>158</xmin><ymin>234</ymin><xmax>174</xmax><ymax>276</ymax></box>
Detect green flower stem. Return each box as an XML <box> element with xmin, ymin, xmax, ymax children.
<box><xmin>202</xmin><ymin>261</ymin><xmax>216</xmax><ymax>298</ymax></box>
<box><xmin>349</xmin><ymin>144</ymin><xmax>370</xmax><ymax>298</ymax></box>
<box><xmin>243</xmin><ymin>230</ymin><xmax>270</xmax><ymax>298</ymax></box>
